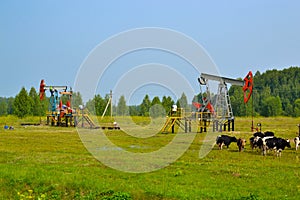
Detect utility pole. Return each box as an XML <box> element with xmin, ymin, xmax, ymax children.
<box><xmin>110</xmin><ymin>90</ymin><xmax>113</xmax><ymax>119</ymax></box>
<box><xmin>101</xmin><ymin>90</ymin><xmax>113</xmax><ymax>120</ymax></box>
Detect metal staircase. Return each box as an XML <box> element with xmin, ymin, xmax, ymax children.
<box><xmin>82</xmin><ymin>114</ymin><xmax>96</xmax><ymax>128</ymax></box>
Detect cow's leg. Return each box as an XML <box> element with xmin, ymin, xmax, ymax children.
<box><xmin>273</xmin><ymin>147</ymin><xmax>277</xmax><ymax>157</ymax></box>
<box><xmin>277</xmin><ymin>149</ymin><xmax>282</xmax><ymax>157</ymax></box>
<box><xmin>262</xmin><ymin>145</ymin><xmax>267</xmax><ymax>156</ymax></box>
<box><xmin>221</xmin><ymin>143</ymin><xmax>224</xmax><ymax>150</ymax></box>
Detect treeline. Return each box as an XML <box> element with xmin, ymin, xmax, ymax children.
<box><xmin>86</xmin><ymin>93</ymin><xmax>189</xmax><ymax>117</ymax></box>
<box><xmin>1</xmin><ymin>67</ymin><xmax>299</xmax><ymax>118</ymax></box>
<box><xmin>0</xmin><ymin>87</ymin><xmax>83</xmax><ymax>118</ymax></box>
<box><xmin>229</xmin><ymin>66</ymin><xmax>300</xmax><ymax>117</ymax></box>
<box><xmin>0</xmin><ymin>87</ymin><xmax>47</xmax><ymax>118</ymax></box>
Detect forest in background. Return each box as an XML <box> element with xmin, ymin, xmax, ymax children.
<box><xmin>229</xmin><ymin>66</ymin><xmax>300</xmax><ymax>117</ymax></box>
<box><xmin>0</xmin><ymin>66</ymin><xmax>299</xmax><ymax>118</ymax></box>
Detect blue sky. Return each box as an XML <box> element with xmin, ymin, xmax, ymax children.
<box><xmin>1</xmin><ymin>0</ymin><xmax>300</xmax><ymax>104</ymax></box>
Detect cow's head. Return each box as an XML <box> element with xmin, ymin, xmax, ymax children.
<box><xmin>238</xmin><ymin>138</ymin><xmax>246</xmax><ymax>146</ymax></box>
<box><xmin>232</xmin><ymin>137</ymin><xmax>237</xmax><ymax>142</ymax></box>
<box><xmin>237</xmin><ymin>138</ymin><xmax>246</xmax><ymax>152</ymax></box>
<box><xmin>286</xmin><ymin>139</ymin><xmax>291</xmax><ymax>148</ymax></box>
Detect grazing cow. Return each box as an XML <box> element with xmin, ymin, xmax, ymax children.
<box><xmin>264</xmin><ymin>131</ymin><xmax>275</xmax><ymax>137</ymax></box>
<box><xmin>250</xmin><ymin>136</ymin><xmax>272</xmax><ymax>154</ymax></box>
<box><xmin>237</xmin><ymin>138</ymin><xmax>246</xmax><ymax>152</ymax></box>
<box><xmin>255</xmin><ymin>136</ymin><xmax>264</xmax><ymax>148</ymax></box>
<box><xmin>251</xmin><ymin>131</ymin><xmax>275</xmax><ymax>151</ymax></box>
<box><xmin>262</xmin><ymin>137</ymin><xmax>291</xmax><ymax>156</ymax></box>
<box><xmin>216</xmin><ymin>135</ymin><xmax>237</xmax><ymax>150</ymax></box>
<box><xmin>294</xmin><ymin>136</ymin><xmax>300</xmax><ymax>151</ymax></box>
<box><xmin>250</xmin><ymin>136</ymin><xmax>262</xmax><ymax>150</ymax></box>
<box><xmin>253</xmin><ymin>131</ymin><xmax>275</xmax><ymax>138</ymax></box>
<box><xmin>250</xmin><ymin>136</ymin><xmax>266</xmax><ymax>151</ymax></box>
<box><xmin>253</xmin><ymin>132</ymin><xmax>265</xmax><ymax>138</ymax></box>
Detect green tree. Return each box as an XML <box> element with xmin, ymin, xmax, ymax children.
<box><xmin>72</xmin><ymin>92</ymin><xmax>83</xmax><ymax>108</ymax></box>
<box><xmin>29</xmin><ymin>87</ymin><xmax>45</xmax><ymax>116</ymax></box>
<box><xmin>6</xmin><ymin>97</ymin><xmax>14</xmax><ymax>114</ymax></box>
<box><xmin>294</xmin><ymin>98</ymin><xmax>300</xmax><ymax>117</ymax></box>
<box><xmin>162</xmin><ymin>96</ymin><xmax>174</xmax><ymax>114</ymax></box>
<box><xmin>284</xmin><ymin>102</ymin><xmax>294</xmax><ymax>116</ymax></box>
<box><xmin>94</xmin><ymin>94</ymin><xmax>105</xmax><ymax>116</ymax></box>
<box><xmin>150</xmin><ymin>96</ymin><xmax>165</xmax><ymax>118</ymax></box>
<box><xmin>129</xmin><ymin>105</ymin><xmax>140</xmax><ymax>116</ymax></box>
<box><xmin>252</xmin><ymin>67</ymin><xmax>300</xmax><ymax>116</ymax></box>
<box><xmin>14</xmin><ymin>87</ymin><xmax>31</xmax><ymax>118</ymax></box>
<box><xmin>261</xmin><ymin>96</ymin><xmax>282</xmax><ymax>117</ymax></box>
<box><xmin>117</xmin><ymin>95</ymin><xmax>128</xmax><ymax>116</ymax></box>
<box><xmin>229</xmin><ymin>85</ymin><xmax>245</xmax><ymax>116</ymax></box>
<box><xmin>140</xmin><ymin>95</ymin><xmax>151</xmax><ymax>116</ymax></box>
<box><xmin>0</xmin><ymin>98</ymin><xmax>8</xmax><ymax>116</ymax></box>
<box><xmin>85</xmin><ymin>94</ymin><xmax>106</xmax><ymax>116</ymax></box>
<box><xmin>176</xmin><ymin>93</ymin><xmax>189</xmax><ymax>110</ymax></box>
<box><xmin>85</xmin><ymin>98</ymin><xmax>96</xmax><ymax>115</ymax></box>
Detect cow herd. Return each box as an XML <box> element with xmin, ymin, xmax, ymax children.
<box><xmin>216</xmin><ymin>131</ymin><xmax>300</xmax><ymax>157</ymax></box>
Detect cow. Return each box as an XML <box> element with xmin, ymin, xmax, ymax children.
<box><xmin>294</xmin><ymin>136</ymin><xmax>300</xmax><ymax>151</ymax></box>
<box><xmin>253</xmin><ymin>131</ymin><xmax>275</xmax><ymax>138</ymax></box>
<box><xmin>250</xmin><ymin>135</ymin><xmax>265</xmax><ymax>150</ymax></box>
<box><xmin>250</xmin><ymin>131</ymin><xmax>275</xmax><ymax>150</ymax></box>
<box><xmin>216</xmin><ymin>135</ymin><xmax>237</xmax><ymax>150</ymax></box>
<box><xmin>262</xmin><ymin>137</ymin><xmax>291</xmax><ymax>157</ymax></box>
<box><xmin>250</xmin><ymin>136</ymin><xmax>262</xmax><ymax>150</ymax></box>
<box><xmin>250</xmin><ymin>136</ymin><xmax>272</xmax><ymax>154</ymax></box>
<box><xmin>264</xmin><ymin>131</ymin><xmax>275</xmax><ymax>137</ymax></box>
<box><xmin>253</xmin><ymin>132</ymin><xmax>265</xmax><ymax>138</ymax></box>
<box><xmin>237</xmin><ymin>138</ymin><xmax>246</xmax><ymax>152</ymax></box>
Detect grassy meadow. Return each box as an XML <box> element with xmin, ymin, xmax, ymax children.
<box><xmin>0</xmin><ymin>115</ymin><xmax>300</xmax><ymax>199</ymax></box>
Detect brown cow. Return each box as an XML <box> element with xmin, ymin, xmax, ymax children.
<box><xmin>237</xmin><ymin>138</ymin><xmax>246</xmax><ymax>152</ymax></box>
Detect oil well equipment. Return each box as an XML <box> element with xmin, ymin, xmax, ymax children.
<box><xmin>161</xmin><ymin>71</ymin><xmax>253</xmax><ymax>133</ymax></box>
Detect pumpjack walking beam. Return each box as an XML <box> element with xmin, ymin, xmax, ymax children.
<box><xmin>199</xmin><ymin>73</ymin><xmax>244</xmax><ymax>87</ymax></box>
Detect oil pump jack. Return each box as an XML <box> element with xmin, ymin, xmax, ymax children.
<box><xmin>39</xmin><ymin>79</ymin><xmax>75</xmax><ymax>127</ymax></box>
<box><xmin>197</xmin><ymin>71</ymin><xmax>253</xmax><ymax>132</ymax></box>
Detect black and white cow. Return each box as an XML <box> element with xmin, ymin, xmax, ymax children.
<box><xmin>262</xmin><ymin>137</ymin><xmax>291</xmax><ymax>156</ymax></box>
<box><xmin>250</xmin><ymin>131</ymin><xmax>275</xmax><ymax>150</ymax></box>
<box><xmin>253</xmin><ymin>131</ymin><xmax>275</xmax><ymax>138</ymax></box>
<box><xmin>263</xmin><ymin>131</ymin><xmax>275</xmax><ymax>137</ymax></box>
<box><xmin>216</xmin><ymin>135</ymin><xmax>237</xmax><ymax>150</ymax></box>
<box><xmin>250</xmin><ymin>136</ymin><xmax>261</xmax><ymax>150</ymax></box>
<box><xmin>294</xmin><ymin>136</ymin><xmax>300</xmax><ymax>151</ymax></box>
<box><xmin>253</xmin><ymin>132</ymin><xmax>265</xmax><ymax>138</ymax></box>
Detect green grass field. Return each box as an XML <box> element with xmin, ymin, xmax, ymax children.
<box><xmin>0</xmin><ymin>116</ymin><xmax>300</xmax><ymax>199</ymax></box>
